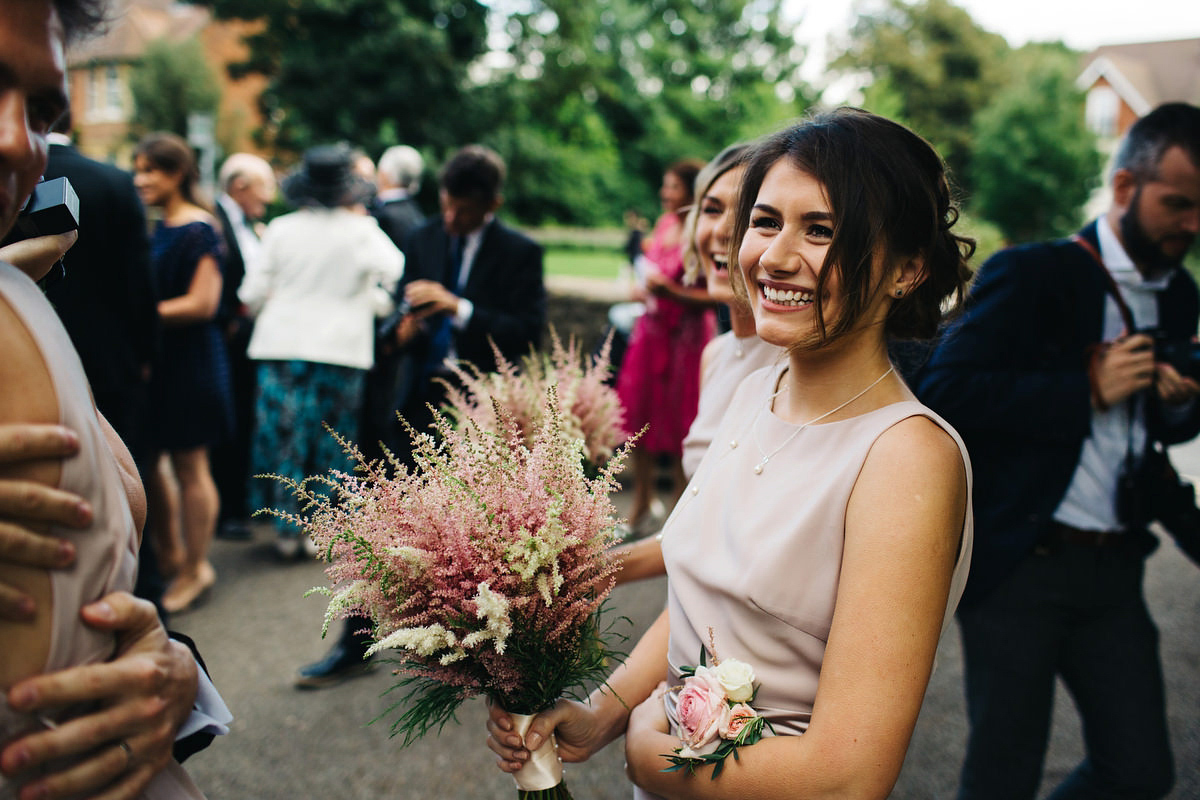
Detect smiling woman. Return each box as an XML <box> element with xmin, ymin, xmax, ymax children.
<box><xmin>487</xmin><ymin>109</ymin><xmax>979</xmax><ymax>800</ymax></box>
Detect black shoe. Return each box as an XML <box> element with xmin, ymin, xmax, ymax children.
<box><xmin>217</xmin><ymin>520</ymin><xmax>253</xmax><ymax>541</ymax></box>
<box><xmin>294</xmin><ymin>642</ymin><xmax>375</xmax><ymax>690</ymax></box>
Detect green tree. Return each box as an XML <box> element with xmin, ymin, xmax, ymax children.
<box><xmin>486</xmin><ymin>0</ymin><xmax>815</xmax><ymax>224</ymax></box>
<box><xmin>128</xmin><ymin>36</ymin><xmax>221</xmax><ymax>139</ymax></box>
<box><xmin>194</xmin><ymin>0</ymin><xmax>490</xmax><ymax>158</ymax></box>
<box><xmin>970</xmin><ymin>45</ymin><xmax>1102</xmax><ymax>243</ymax></box>
<box><xmin>831</xmin><ymin>0</ymin><xmax>1008</xmax><ymax>192</ymax></box>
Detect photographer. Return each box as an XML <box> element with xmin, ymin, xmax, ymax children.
<box><xmin>918</xmin><ymin>103</ymin><xmax>1200</xmax><ymax>800</ymax></box>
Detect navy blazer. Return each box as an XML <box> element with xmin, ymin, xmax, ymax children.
<box><xmin>399</xmin><ymin>217</ymin><xmax>545</xmax><ymax>372</ymax></box>
<box><xmin>916</xmin><ymin>221</ymin><xmax>1200</xmax><ymax>607</ymax></box>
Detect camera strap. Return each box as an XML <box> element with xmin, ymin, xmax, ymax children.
<box><xmin>1071</xmin><ymin>234</ymin><xmax>1136</xmax><ymax>333</ymax></box>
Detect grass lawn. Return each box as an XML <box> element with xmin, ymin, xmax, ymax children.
<box><xmin>545</xmin><ymin>247</ymin><xmax>626</xmax><ymax>281</ymax></box>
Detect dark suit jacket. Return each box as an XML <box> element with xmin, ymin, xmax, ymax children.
<box><xmin>916</xmin><ymin>221</ymin><xmax>1200</xmax><ymax>607</ymax></box>
<box><xmin>400</xmin><ymin>216</ymin><xmax>545</xmax><ymax>372</ymax></box>
<box><xmin>42</xmin><ymin>143</ymin><xmax>158</xmax><ymax>447</ymax></box>
<box><xmin>213</xmin><ymin>199</ymin><xmax>244</xmax><ymax>325</ymax></box>
<box><xmin>373</xmin><ymin>196</ymin><xmax>424</xmax><ymax>249</ymax></box>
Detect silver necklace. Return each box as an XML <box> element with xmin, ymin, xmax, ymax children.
<box><xmin>749</xmin><ymin>365</ymin><xmax>895</xmax><ymax>475</ymax></box>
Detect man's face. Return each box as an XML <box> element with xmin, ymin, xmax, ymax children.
<box><xmin>1118</xmin><ymin>146</ymin><xmax>1200</xmax><ymax>273</ymax></box>
<box><xmin>0</xmin><ymin>0</ymin><xmax>68</xmax><ymax>240</ymax></box>
<box><xmin>439</xmin><ymin>189</ymin><xmax>496</xmax><ymax>237</ymax></box>
<box><xmin>230</xmin><ymin>175</ymin><xmax>274</xmax><ymax>221</ymax></box>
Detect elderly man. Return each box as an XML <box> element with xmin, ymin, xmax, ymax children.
<box><xmin>919</xmin><ymin>103</ymin><xmax>1200</xmax><ymax>800</ymax></box>
<box><xmin>212</xmin><ymin>153</ymin><xmax>276</xmax><ymax>541</ymax></box>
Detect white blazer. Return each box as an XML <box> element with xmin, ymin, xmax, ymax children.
<box><xmin>241</xmin><ymin>207</ymin><xmax>404</xmax><ymax>370</ymax></box>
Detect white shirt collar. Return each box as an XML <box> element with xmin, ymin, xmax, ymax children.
<box><xmin>217</xmin><ymin>193</ymin><xmax>247</xmax><ymax>228</ymax></box>
<box><xmin>1098</xmin><ymin>215</ymin><xmax>1172</xmax><ymax>290</ymax></box>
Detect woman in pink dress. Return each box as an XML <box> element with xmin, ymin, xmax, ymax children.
<box><xmin>617</xmin><ymin>159</ymin><xmax>716</xmax><ymax>531</ymax></box>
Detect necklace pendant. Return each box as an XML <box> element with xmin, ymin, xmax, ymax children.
<box><xmin>730</xmin><ymin>439</ymin><xmax>738</xmax><ymax>449</ymax></box>
<box><xmin>753</xmin><ymin>461</ymin><xmax>765</xmax><ymax>475</ymax></box>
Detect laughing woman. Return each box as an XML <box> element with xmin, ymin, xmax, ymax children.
<box><xmin>488</xmin><ymin>108</ymin><xmax>975</xmax><ymax>799</ymax></box>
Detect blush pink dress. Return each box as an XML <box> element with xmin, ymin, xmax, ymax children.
<box><xmin>634</xmin><ymin>363</ymin><xmax>973</xmax><ymax>799</ymax></box>
<box><xmin>616</xmin><ymin>213</ymin><xmax>715</xmax><ymax>456</ymax></box>
<box><xmin>0</xmin><ymin>264</ymin><xmax>203</xmax><ymax>799</ymax></box>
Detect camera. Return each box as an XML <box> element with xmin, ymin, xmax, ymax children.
<box><xmin>1138</xmin><ymin>327</ymin><xmax>1200</xmax><ymax>380</ymax></box>
<box><xmin>3</xmin><ymin>177</ymin><xmax>80</xmax><ymax>245</ymax></box>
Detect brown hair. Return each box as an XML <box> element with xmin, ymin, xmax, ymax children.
<box><xmin>134</xmin><ymin>131</ymin><xmax>206</xmax><ymax>209</ymax></box>
<box><xmin>730</xmin><ymin>108</ymin><xmax>974</xmax><ymax>342</ymax></box>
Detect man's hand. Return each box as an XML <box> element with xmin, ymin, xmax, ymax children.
<box><xmin>394</xmin><ymin>314</ymin><xmax>421</xmax><ymax>348</ymax></box>
<box><xmin>404</xmin><ymin>280</ymin><xmax>460</xmax><ymax>318</ymax></box>
<box><xmin>0</xmin><ymin>232</ymin><xmax>78</xmax><ymax>281</ymax></box>
<box><xmin>1090</xmin><ymin>333</ymin><xmax>1156</xmax><ymax>409</ymax></box>
<box><xmin>0</xmin><ymin>424</ymin><xmax>91</xmax><ymax>621</ymax></box>
<box><xmin>1155</xmin><ymin>361</ymin><xmax>1200</xmax><ymax>406</ymax></box>
<box><xmin>1</xmin><ymin>592</ymin><xmax>199</xmax><ymax>800</ymax></box>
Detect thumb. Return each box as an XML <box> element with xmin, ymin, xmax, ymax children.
<box><xmin>80</xmin><ymin>590</ymin><xmax>158</xmax><ymax>636</ymax></box>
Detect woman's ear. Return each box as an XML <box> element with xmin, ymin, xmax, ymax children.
<box><xmin>890</xmin><ymin>255</ymin><xmax>926</xmax><ymax>298</ymax></box>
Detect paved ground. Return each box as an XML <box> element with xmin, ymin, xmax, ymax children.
<box><xmin>171</xmin><ymin>442</ymin><xmax>1200</xmax><ymax>799</ymax></box>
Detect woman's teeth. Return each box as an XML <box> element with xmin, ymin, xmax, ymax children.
<box><xmin>762</xmin><ymin>285</ymin><xmax>813</xmax><ymax>306</ymax></box>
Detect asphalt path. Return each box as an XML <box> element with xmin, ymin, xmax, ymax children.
<box><xmin>172</xmin><ymin>445</ymin><xmax>1200</xmax><ymax>799</ymax></box>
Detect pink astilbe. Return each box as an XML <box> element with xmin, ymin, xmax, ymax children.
<box><xmin>273</xmin><ymin>384</ymin><xmax>632</xmax><ymax>733</ymax></box>
<box><xmin>442</xmin><ymin>329</ymin><xmax>626</xmax><ymax>468</ymax></box>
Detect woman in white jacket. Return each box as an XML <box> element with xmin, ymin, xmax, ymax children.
<box><xmin>240</xmin><ymin>144</ymin><xmax>403</xmax><ymax>558</ymax></box>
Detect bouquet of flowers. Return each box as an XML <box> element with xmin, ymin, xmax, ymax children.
<box><xmin>663</xmin><ymin>637</ymin><xmax>773</xmax><ymax>779</ymax></box>
<box><xmin>268</xmin><ymin>388</ymin><xmax>633</xmax><ymax>799</ymax></box>
<box><xmin>442</xmin><ymin>329</ymin><xmax>626</xmax><ymax>471</ymax></box>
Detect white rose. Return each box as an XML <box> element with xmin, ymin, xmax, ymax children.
<box><xmin>712</xmin><ymin>658</ymin><xmax>756</xmax><ymax>703</ymax></box>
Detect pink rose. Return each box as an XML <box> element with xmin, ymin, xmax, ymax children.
<box><xmin>676</xmin><ymin>666</ymin><xmax>728</xmax><ymax>754</ymax></box>
<box><xmin>720</xmin><ymin>703</ymin><xmax>758</xmax><ymax>741</ymax></box>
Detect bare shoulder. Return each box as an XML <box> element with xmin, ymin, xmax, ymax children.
<box><xmin>867</xmin><ymin>414</ymin><xmax>965</xmax><ymax>485</ymax></box>
<box><xmin>849</xmin><ymin>413</ymin><xmax>967</xmax><ymax>554</ymax></box>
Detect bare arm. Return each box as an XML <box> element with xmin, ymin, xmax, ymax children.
<box><xmin>157</xmin><ymin>254</ymin><xmax>221</xmax><ymax>326</ymax></box>
<box><xmin>624</xmin><ymin>417</ymin><xmax>966</xmax><ymax>799</ymax></box>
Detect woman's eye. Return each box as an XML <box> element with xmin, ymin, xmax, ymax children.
<box><xmin>807</xmin><ymin>224</ymin><xmax>833</xmax><ymax>240</ymax></box>
<box><xmin>750</xmin><ymin>214</ymin><xmax>780</xmax><ymax>231</ymax></box>
<box><xmin>701</xmin><ymin>201</ymin><xmax>723</xmax><ymax>216</ymax></box>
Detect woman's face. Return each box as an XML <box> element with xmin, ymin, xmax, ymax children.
<box><xmin>695</xmin><ymin>165</ymin><xmax>745</xmax><ymax>305</ymax></box>
<box><xmin>659</xmin><ymin>171</ymin><xmax>690</xmax><ymax>214</ymax></box>
<box><xmin>133</xmin><ymin>154</ymin><xmax>182</xmax><ymax>208</ymax></box>
<box><xmin>738</xmin><ymin>159</ymin><xmax>840</xmax><ymax>348</ymax></box>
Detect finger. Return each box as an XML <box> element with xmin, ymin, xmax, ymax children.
<box><xmin>0</xmin><ymin>424</ymin><xmax>80</xmax><ymax>465</ymax></box>
<box><xmin>0</xmin><ymin>520</ymin><xmax>75</xmax><ymax>569</ymax></box>
<box><xmin>85</xmin><ymin>764</ymin><xmax>158</xmax><ymax>800</ymax></box>
<box><xmin>0</xmin><ymin>583</ymin><xmax>36</xmax><ymax>621</ymax></box>
<box><xmin>79</xmin><ymin>592</ymin><xmax>160</xmax><ymax>637</ymax></box>
<box><xmin>6</xmin><ymin>653</ymin><xmax>166</xmax><ymax>714</ymax></box>
<box><xmin>1120</xmin><ymin>333</ymin><xmax>1155</xmax><ymax>351</ymax></box>
<box><xmin>13</xmin><ymin>743</ymin><xmax>126</xmax><ymax>800</ymax></box>
<box><xmin>486</xmin><ymin>716</ymin><xmax>524</xmax><ymax>753</ymax></box>
<box><xmin>0</xmin><ymin>481</ymin><xmax>92</xmax><ymax>528</ymax></box>
<box><xmin>0</xmin><ymin>231</ymin><xmax>77</xmax><ymax>281</ymax></box>
<box><xmin>0</xmin><ymin>691</ymin><xmax>163</xmax><ymax>775</ymax></box>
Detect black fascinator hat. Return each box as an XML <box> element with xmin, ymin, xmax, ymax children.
<box><xmin>282</xmin><ymin>144</ymin><xmax>374</xmax><ymax>208</ymax></box>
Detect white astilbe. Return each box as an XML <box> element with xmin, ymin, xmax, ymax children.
<box><xmin>460</xmin><ymin>583</ymin><xmax>514</xmax><ymax>654</ymax></box>
<box><xmin>504</xmin><ymin>496</ymin><xmax>570</xmax><ymax>605</ymax></box>
<box><xmin>367</xmin><ymin>623</ymin><xmax>462</xmax><ymax>660</ymax></box>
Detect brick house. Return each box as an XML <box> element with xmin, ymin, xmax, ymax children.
<box><xmin>67</xmin><ymin>0</ymin><xmax>267</xmax><ymax>165</ymax></box>
<box><xmin>1077</xmin><ymin>37</ymin><xmax>1200</xmax><ymax>143</ymax></box>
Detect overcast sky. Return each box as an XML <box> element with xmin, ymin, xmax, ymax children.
<box><xmin>787</xmin><ymin>0</ymin><xmax>1200</xmax><ymax>86</ymax></box>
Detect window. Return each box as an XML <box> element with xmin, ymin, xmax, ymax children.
<box><xmin>1086</xmin><ymin>86</ymin><xmax>1119</xmax><ymax>138</ymax></box>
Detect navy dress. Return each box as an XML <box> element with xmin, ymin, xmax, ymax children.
<box><xmin>148</xmin><ymin>220</ymin><xmax>233</xmax><ymax>451</ymax></box>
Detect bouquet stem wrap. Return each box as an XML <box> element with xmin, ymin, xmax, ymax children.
<box><xmin>510</xmin><ymin>713</ymin><xmax>567</xmax><ymax>796</ymax></box>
